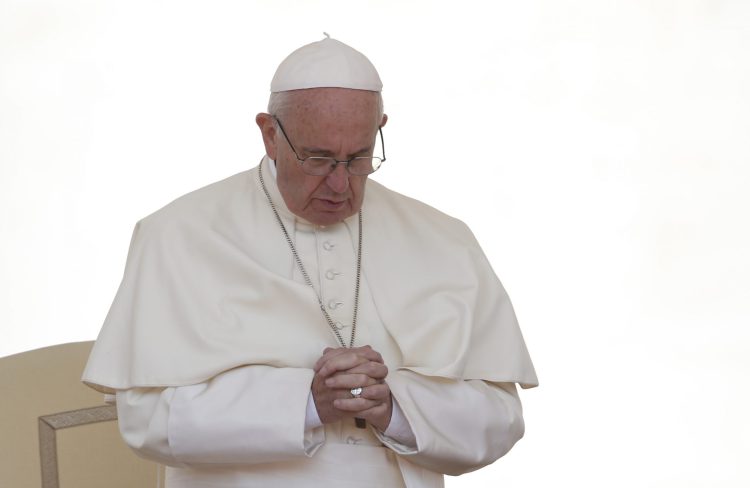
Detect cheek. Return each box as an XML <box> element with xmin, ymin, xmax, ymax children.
<box><xmin>350</xmin><ymin>178</ymin><xmax>368</xmax><ymax>201</ymax></box>
<box><xmin>277</xmin><ymin>167</ymin><xmax>307</xmax><ymax>208</ymax></box>
<box><xmin>294</xmin><ymin>174</ymin><xmax>329</xmax><ymax>207</ymax></box>
<box><xmin>355</xmin><ymin>177</ymin><xmax>367</xmax><ymax>192</ymax></box>
<box><xmin>305</xmin><ymin>176</ymin><xmax>327</xmax><ymax>197</ymax></box>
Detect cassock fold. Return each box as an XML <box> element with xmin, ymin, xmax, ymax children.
<box><xmin>83</xmin><ymin>159</ymin><xmax>538</xmax><ymax>393</ymax></box>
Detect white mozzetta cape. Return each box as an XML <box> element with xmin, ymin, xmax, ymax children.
<box><xmin>83</xmin><ymin>161</ymin><xmax>537</xmax><ymax>393</ymax></box>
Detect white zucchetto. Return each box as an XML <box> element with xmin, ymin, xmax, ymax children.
<box><xmin>270</xmin><ymin>33</ymin><xmax>382</xmax><ymax>93</ymax></box>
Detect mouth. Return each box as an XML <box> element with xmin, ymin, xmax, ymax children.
<box><xmin>314</xmin><ymin>198</ymin><xmax>347</xmax><ymax>211</ymax></box>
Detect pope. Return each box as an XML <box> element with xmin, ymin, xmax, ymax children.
<box><xmin>83</xmin><ymin>34</ymin><xmax>538</xmax><ymax>488</ymax></box>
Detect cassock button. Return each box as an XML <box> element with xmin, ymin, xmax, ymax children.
<box><xmin>328</xmin><ymin>299</ymin><xmax>343</xmax><ymax>310</ymax></box>
<box><xmin>323</xmin><ymin>241</ymin><xmax>335</xmax><ymax>251</ymax></box>
<box><xmin>325</xmin><ymin>270</ymin><xmax>341</xmax><ymax>280</ymax></box>
<box><xmin>334</xmin><ymin>321</ymin><xmax>347</xmax><ymax>330</ymax></box>
<box><xmin>345</xmin><ymin>436</ymin><xmax>362</xmax><ymax>445</ymax></box>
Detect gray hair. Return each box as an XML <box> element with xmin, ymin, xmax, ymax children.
<box><xmin>267</xmin><ymin>91</ymin><xmax>384</xmax><ymax>124</ymax></box>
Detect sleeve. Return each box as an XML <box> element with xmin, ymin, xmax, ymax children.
<box><xmin>373</xmin><ymin>370</ymin><xmax>525</xmax><ymax>476</ymax></box>
<box><xmin>116</xmin><ymin>365</ymin><xmax>325</xmax><ymax>467</ymax></box>
<box><xmin>382</xmin><ymin>397</ymin><xmax>417</xmax><ymax>447</ymax></box>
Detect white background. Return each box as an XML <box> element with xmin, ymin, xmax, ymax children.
<box><xmin>2</xmin><ymin>1</ymin><xmax>749</xmax><ymax>486</ymax></box>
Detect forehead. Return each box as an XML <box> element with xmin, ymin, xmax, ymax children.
<box><xmin>283</xmin><ymin>88</ymin><xmax>380</xmax><ymax>130</ymax></box>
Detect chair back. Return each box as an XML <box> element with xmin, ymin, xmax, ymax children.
<box><xmin>0</xmin><ymin>341</ymin><xmax>162</xmax><ymax>488</ymax></box>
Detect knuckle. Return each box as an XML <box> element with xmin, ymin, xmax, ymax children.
<box><xmin>355</xmin><ymin>373</ymin><xmax>369</xmax><ymax>385</ymax></box>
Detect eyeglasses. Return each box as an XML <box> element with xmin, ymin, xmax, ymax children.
<box><xmin>273</xmin><ymin>117</ymin><xmax>386</xmax><ymax>176</ymax></box>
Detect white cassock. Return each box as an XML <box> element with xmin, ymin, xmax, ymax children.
<box><xmin>82</xmin><ymin>157</ymin><xmax>538</xmax><ymax>488</ymax></box>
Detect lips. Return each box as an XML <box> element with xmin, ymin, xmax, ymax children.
<box><xmin>315</xmin><ymin>198</ymin><xmax>347</xmax><ymax>210</ymax></box>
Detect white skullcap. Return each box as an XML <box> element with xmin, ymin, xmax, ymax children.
<box><xmin>270</xmin><ymin>33</ymin><xmax>382</xmax><ymax>93</ymax></box>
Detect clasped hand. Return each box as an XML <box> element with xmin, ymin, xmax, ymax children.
<box><xmin>311</xmin><ymin>345</ymin><xmax>392</xmax><ymax>432</ymax></box>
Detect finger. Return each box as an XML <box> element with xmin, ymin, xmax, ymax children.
<box><xmin>330</xmin><ymin>346</ymin><xmax>383</xmax><ymax>364</ymax></box>
<box><xmin>336</xmin><ymin>361</ymin><xmax>388</xmax><ymax>380</ymax></box>
<box><xmin>359</xmin><ymin>383</ymin><xmax>391</xmax><ymax>401</ymax></box>
<box><xmin>333</xmin><ymin>397</ymin><xmax>380</xmax><ymax>412</ymax></box>
<box><xmin>332</xmin><ymin>388</ymin><xmax>391</xmax><ymax>415</ymax></box>
<box><xmin>324</xmin><ymin>363</ymin><xmax>387</xmax><ymax>386</ymax></box>
<box><xmin>325</xmin><ymin>372</ymin><xmax>380</xmax><ymax>389</ymax></box>
<box><xmin>354</xmin><ymin>345</ymin><xmax>384</xmax><ymax>364</ymax></box>
<box><xmin>317</xmin><ymin>352</ymin><xmax>364</xmax><ymax>377</ymax></box>
<box><xmin>318</xmin><ymin>351</ymin><xmax>377</xmax><ymax>377</ymax></box>
<box><xmin>327</xmin><ymin>383</ymin><xmax>391</xmax><ymax>405</ymax></box>
<box><xmin>314</xmin><ymin>346</ymin><xmax>381</xmax><ymax>372</ymax></box>
<box><xmin>314</xmin><ymin>347</ymin><xmax>347</xmax><ymax>371</ymax></box>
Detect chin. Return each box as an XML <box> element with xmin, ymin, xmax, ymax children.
<box><xmin>308</xmin><ymin>212</ymin><xmax>350</xmax><ymax>226</ymax></box>
<box><xmin>305</xmin><ymin>202</ymin><xmax>358</xmax><ymax>226</ymax></box>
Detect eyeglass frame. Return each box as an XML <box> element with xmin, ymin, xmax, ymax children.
<box><xmin>272</xmin><ymin>116</ymin><xmax>386</xmax><ymax>176</ymax></box>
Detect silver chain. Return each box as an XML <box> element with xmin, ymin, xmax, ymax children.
<box><xmin>258</xmin><ymin>164</ymin><xmax>361</xmax><ymax>349</ymax></box>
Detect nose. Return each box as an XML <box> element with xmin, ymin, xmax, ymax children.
<box><xmin>325</xmin><ymin>163</ymin><xmax>350</xmax><ymax>193</ymax></box>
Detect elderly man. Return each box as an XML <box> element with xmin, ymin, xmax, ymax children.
<box><xmin>83</xmin><ymin>35</ymin><xmax>537</xmax><ymax>488</ymax></box>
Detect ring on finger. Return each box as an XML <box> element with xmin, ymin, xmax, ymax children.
<box><xmin>350</xmin><ymin>387</ymin><xmax>363</xmax><ymax>398</ymax></box>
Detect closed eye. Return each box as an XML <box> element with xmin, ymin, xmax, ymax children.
<box><xmin>300</xmin><ymin>146</ymin><xmax>373</xmax><ymax>159</ymax></box>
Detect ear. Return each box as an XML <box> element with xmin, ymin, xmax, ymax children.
<box><xmin>380</xmin><ymin>113</ymin><xmax>388</xmax><ymax>128</ymax></box>
<box><xmin>256</xmin><ymin>113</ymin><xmax>278</xmax><ymax>161</ymax></box>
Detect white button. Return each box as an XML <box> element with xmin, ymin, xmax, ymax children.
<box><xmin>346</xmin><ymin>436</ymin><xmax>362</xmax><ymax>445</ymax></box>
<box><xmin>325</xmin><ymin>270</ymin><xmax>341</xmax><ymax>280</ymax></box>
<box><xmin>328</xmin><ymin>300</ymin><xmax>343</xmax><ymax>310</ymax></box>
<box><xmin>334</xmin><ymin>321</ymin><xmax>348</xmax><ymax>330</ymax></box>
<box><xmin>323</xmin><ymin>241</ymin><xmax>335</xmax><ymax>251</ymax></box>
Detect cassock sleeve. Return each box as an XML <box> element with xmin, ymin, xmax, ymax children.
<box><xmin>116</xmin><ymin>365</ymin><xmax>324</xmax><ymax>467</ymax></box>
<box><xmin>374</xmin><ymin>370</ymin><xmax>525</xmax><ymax>476</ymax></box>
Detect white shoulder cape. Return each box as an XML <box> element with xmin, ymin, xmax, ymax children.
<box><xmin>83</xmin><ymin>162</ymin><xmax>538</xmax><ymax>393</ymax></box>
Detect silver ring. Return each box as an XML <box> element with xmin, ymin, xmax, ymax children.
<box><xmin>350</xmin><ymin>387</ymin><xmax>363</xmax><ymax>398</ymax></box>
